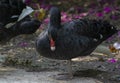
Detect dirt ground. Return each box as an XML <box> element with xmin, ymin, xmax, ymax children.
<box><xmin>0</xmin><ymin>35</ymin><xmax>120</xmax><ymax>83</ymax></box>
<box><xmin>0</xmin><ymin>67</ymin><xmax>103</xmax><ymax>83</ymax></box>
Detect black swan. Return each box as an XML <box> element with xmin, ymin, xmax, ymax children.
<box><xmin>36</xmin><ymin>7</ymin><xmax>118</xmax><ymax>79</ymax></box>
<box><xmin>0</xmin><ymin>16</ymin><xmax>41</xmax><ymax>44</ymax></box>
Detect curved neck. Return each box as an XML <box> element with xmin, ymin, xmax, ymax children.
<box><xmin>49</xmin><ymin>7</ymin><xmax>61</xmax><ymax>28</ymax></box>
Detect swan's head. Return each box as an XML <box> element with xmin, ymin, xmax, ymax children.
<box><xmin>49</xmin><ymin>7</ymin><xmax>60</xmax><ymax>17</ymax></box>
<box><xmin>47</xmin><ymin>7</ymin><xmax>61</xmax><ymax>51</ymax></box>
<box><xmin>49</xmin><ymin>7</ymin><xmax>61</xmax><ymax>27</ymax></box>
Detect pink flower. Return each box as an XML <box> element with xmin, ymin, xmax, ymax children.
<box><xmin>72</xmin><ymin>13</ymin><xmax>87</xmax><ymax>19</ymax></box>
<box><xmin>79</xmin><ymin>13</ymin><xmax>88</xmax><ymax>17</ymax></box>
<box><xmin>72</xmin><ymin>14</ymin><xmax>82</xmax><ymax>19</ymax></box>
<box><xmin>73</xmin><ymin>15</ymin><xmax>81</xmax><ymax>19</ymax></box>
<box><xmin>61</xmin><ymin>17</ymin><xmax>68</xmax><ymax>23</ymax></box>
<box><xmin>61</xmin><ymin>12</ymin><xmax>71</xmax><ymax>23</ymax></box>
<box><xmin>110</xmin><ymin>15</ymin><xmax>119</xmax><ymax>20</ymax></box>
<box><xmin>104</xmin><ymin>7</ymin><xmax>112</xmax><ymax>13</ymax></box>
<box><xmin>41</xmin><ymin>4</ymin><xmax>52</xmax><ymax>10</ymax></box>
<box><xmin>43</xmin><ymin>18</ymin><xmax>49</xmax><ymax>24</ymax></box>
<box><xmin>108</xmin><ymin>58</ymin><xmax>117</xmax><ymax>63</ymax></box>
<box><xmin>61</xmin><ymin>17</ymin><xmax>72</xmax><ymax>23</ymax></box>
<box><xmin>61</xmin><ymin>12</ymin><xmax>67</xmax><ymax>17</ymax></box>
<box><xmin>19</xmin><ymin>42</ymin><xmax>28</xmax><ymax>47</ymax></box>
<box><xmin>96</xmin><ymin>12</ymin><xmax>103</xmax><ymax>17</ymax></box>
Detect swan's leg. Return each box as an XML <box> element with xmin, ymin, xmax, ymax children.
<box><xmin>67</xmin><ymin>59</ymin><xmax>73</xmax><ymax>79</ymax></box>
<box><xmin>51</xmin><ymin>60</ymin><xmax>73</xmax><ymax>80</ymax></box>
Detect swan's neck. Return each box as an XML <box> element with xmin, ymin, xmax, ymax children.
<box><xmin>49</xmin><ymin>8</ymin><xmax>61</xmax><ymax>28</ymax></box>
<box><xmin>48</xmin><ymin>7</ymin><xmax>61</xmax><ymax>40</ymax></box>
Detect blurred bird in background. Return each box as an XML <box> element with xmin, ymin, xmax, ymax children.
<box><xmin>0</xmin><ymin>0</ymin><xmax>46</xmax><ymax>44</ymax></box>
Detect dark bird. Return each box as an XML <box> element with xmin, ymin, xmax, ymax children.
<box><xmin>0</xmin><ymin>0</ymin><xmax>26</xmax><ymax>25</ymax></box>
<box><xmin>36</xmin><ymin>7</ymin><xmax>118</xmax><ymax>79</ymax></box>
<box><xmin>0</xmin><ymin>16</ymin><xmax>41</xmax><ymax>44</ymax></box>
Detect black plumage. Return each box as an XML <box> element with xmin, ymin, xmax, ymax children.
<box><xmin>0</xmin><ymin>0</ymin><xmax>26</xmax><ymax>25</ymax></box>
<box><xmin>36</xmin><ymin>7</ymin><xmax>117</xmax><ymax>60</ymax></box>
<box><xmin>36</xmin><ymin>7</ymin><xmax>118</xmax><ymax>79</ymax></box>
<box><xmin>11</xmin><ymin>16</ymin><xmax>41</xmax><ymax>34</ymax></box>
<box><xmin>0</xmin><ymin>16</ymin><xmax>41</xmax><ymax>43</ymax></box>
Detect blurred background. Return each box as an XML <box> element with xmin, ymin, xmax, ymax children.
<box><xmin>27</xmin><ymin>0</ymin><xmax>120</xmax><ymax>25</ymax></box>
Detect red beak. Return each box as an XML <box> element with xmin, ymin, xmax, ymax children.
<box><xmin>50</xmin><ymin>38</ymin><xmax>56</xmax><ymax>51</ymax></box>
<box><xmin>50</xmin><ymin>38</ymin><xmax>55</xmax><ymax>46</ymax></box>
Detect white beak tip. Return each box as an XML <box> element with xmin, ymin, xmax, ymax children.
<box><xmin>51</xmin><ymin>46</ymin><xmax>56</xmax><ymax>51</ymax></box>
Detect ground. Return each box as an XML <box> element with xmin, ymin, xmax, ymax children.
<box><xmin>0</xmin><ymin>34</ymin><xmax>120</xmax><ymax>83</ymax></box>
<box><xmin>0</xmin><ymin>67</ymin><xmax>102</xmax><ymax>83</ymax></box>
